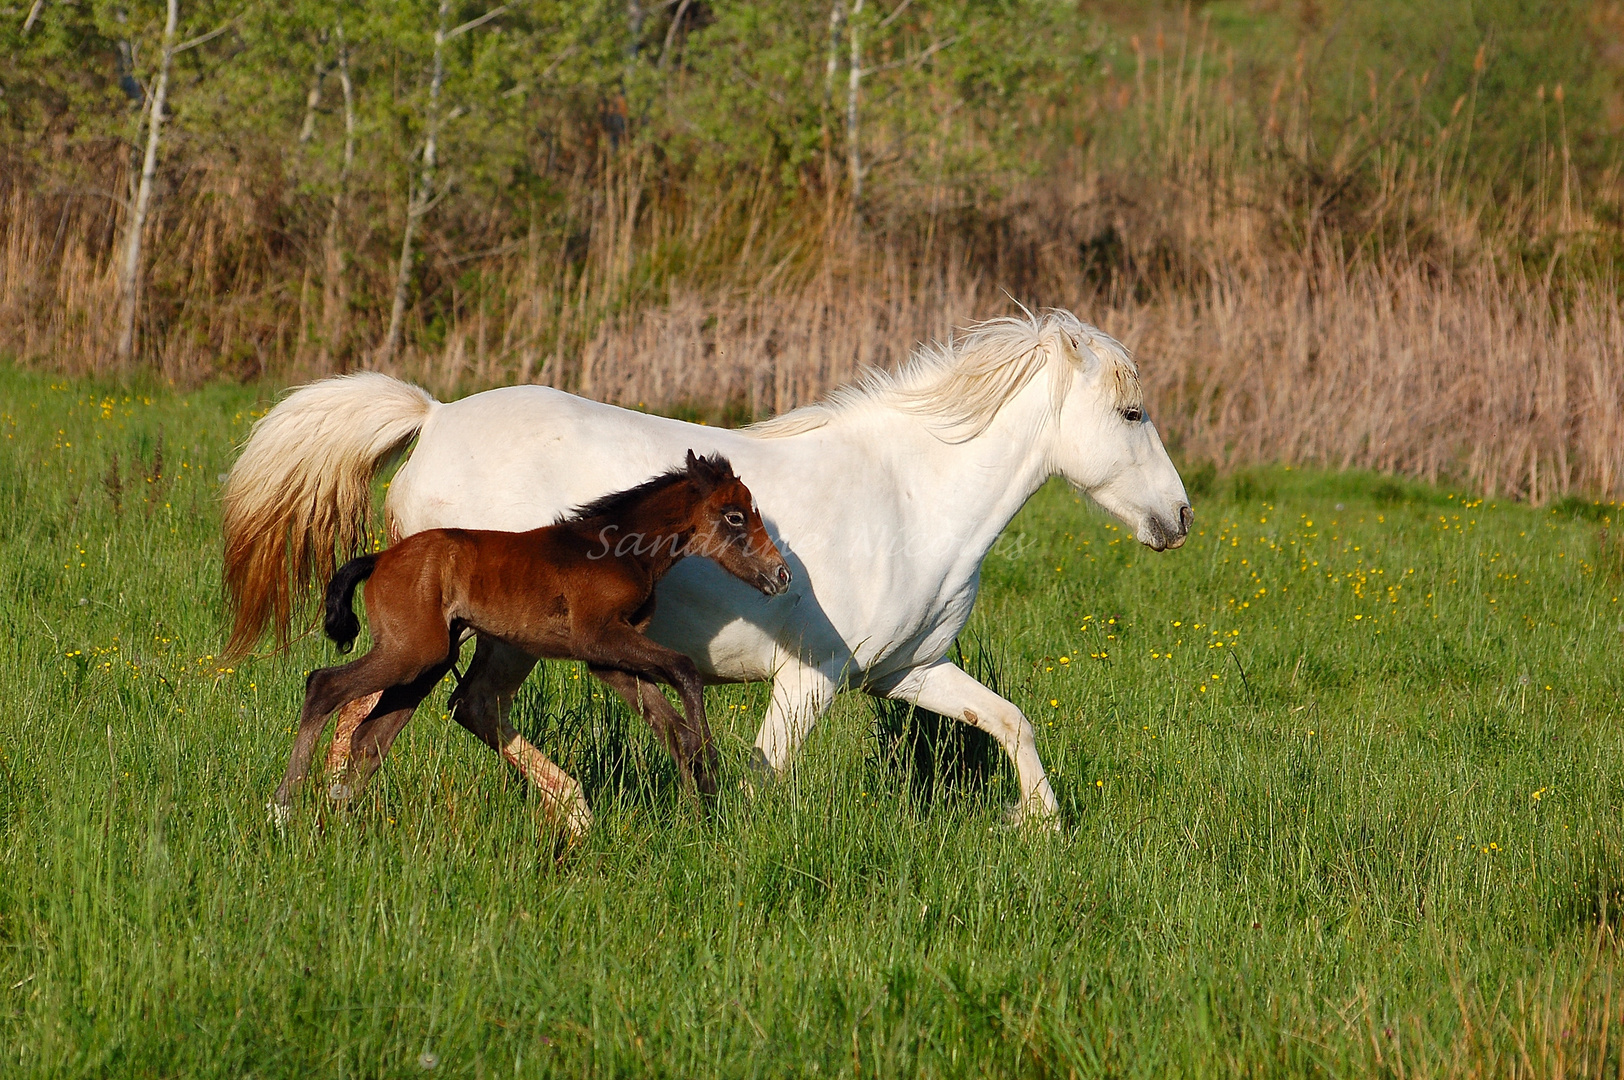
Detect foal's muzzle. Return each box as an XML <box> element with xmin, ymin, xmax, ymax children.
<box><xmin>758</xmin><ymin>563</ymin><xmax>793</xmax><ymax>596</ymax></box>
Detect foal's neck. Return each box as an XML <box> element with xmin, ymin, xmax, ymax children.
<box><xmin>595</xmin><ymin>480</ymin><xmax>704</xmax><ymax>580</ymax></box>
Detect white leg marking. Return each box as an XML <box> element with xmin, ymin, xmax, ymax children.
<box><xmin>502</xmin><ymin>732</ymin><xmax>593</xmax><ymax>839</ymax></box>
<box><xmin>887</xmin><ymin>660</ymin><xmax>1060</xmax><ymax>827</ymax></box>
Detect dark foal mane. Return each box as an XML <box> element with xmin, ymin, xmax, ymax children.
<box><xmin>560</xmin><ymin>452</ymin><xmax>734</xmax><ymax>524</ymax></box>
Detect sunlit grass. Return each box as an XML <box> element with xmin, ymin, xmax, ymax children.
<box><xmin>3</xmin><ymin>365</ymin><xmax>1623</xmax><ymax>1076</ymax></box>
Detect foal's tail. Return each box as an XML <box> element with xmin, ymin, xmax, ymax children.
<box><xmin>324</xmin><ymin>554</ymin><xmax>380</xmax><ymax>654</ymax></box>
<box><xmin>221</xmin><ymin>373</ymin><xmax>437</xmax><ymax>659</ymax></box>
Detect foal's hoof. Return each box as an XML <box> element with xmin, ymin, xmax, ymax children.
<box><xmin>326</xmin><ymin>780</ymin><xmax>355</xmax><ymax>805</ymax></box>
<box><xmin>268</xmin><ymin>799</ymin><xmax>293</xmax><ymax>832</ymax></box>
<box><xmin>558</xmin><ymin>792</ymin><xmax>593</xmax><ymax>841</ymax></box>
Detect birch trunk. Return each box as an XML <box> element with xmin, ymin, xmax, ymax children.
<box><xmin>846</xmin><ymin>0</ymin><xmax>865</xmax><ymax>203</ymax></box>
<box><xmin>320</xmin><ymin>24</ymin><xmax>355</xmax><ymax>366</ymax></box>
<box><xmin>114</xmin><ymin>0</ymin><xmax>178</xmax><ymax>370</ymax></box>
<box><xmin>380</xmin><ymin>0</ymin><xmax>449</xmax><ymax>365</ymax></box>
<box><xmin>657</xmin><ymin>0</ymin><xmax>693</xmax><ymax>70</ymax></box>
<box><xmin>297</xmin><ymin>55</ymin><xmax>326</xmax><ymax>146</ymax></box>
<box><xmin>821</xmin><ymin>1</ymin><xmax>846</xmax><ymax>193</ymax></box>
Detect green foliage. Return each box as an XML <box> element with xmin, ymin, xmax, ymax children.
<box><xmin>5</xmin><ymin>368</ymin><xmax>1624</xmax><ymax>1073</ymax></box>
<box><xmin>639</xmin><ymin>0</ymin><xmax>1098</xmax><ymax>193</ymax></box>
<box><xmin>1329</xmin><ymin>0</ymin><xmax>1607</xmax><ymax>175</ymax></box>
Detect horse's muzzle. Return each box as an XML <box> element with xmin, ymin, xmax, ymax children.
<box><xmin>1143</xmin><ymin>504</ymin><xmax>1194</xmax><ymax>551</ymax></box>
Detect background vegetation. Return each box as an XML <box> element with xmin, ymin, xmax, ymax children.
<box><xmin>4</xmin><ymin>0</ymin><xmax>1624</xmax><ymax>499</ymax></box>
<box><xmin>5</xmin><ymin>357</ymin><xmax>1624</xmax><ymax>1076</ymax></box>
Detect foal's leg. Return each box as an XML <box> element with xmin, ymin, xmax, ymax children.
<box><xmin>272</xmin><ymin>650</ymin><xmax>426</xmax><ymax>823</ymax></box>
<box><xmin>447</xmin><ymin>636</ymin><xmax>592</xmax><ymax>837</ymax></box>
<box><xmin>330</xmin><ymin>659</ymin><xmax>456</xmax><ymax>800</ymax></box>
<box><xmin>589</xmin><ymin>666</ymin><xmax>705</xmax><ymax>797</ymax></box>
<box><xmin>577</xmin><ymin>628</ymin><xmax>718</xmax><ymax>798</ymax></box>
<box><xmin>330</xmin><ymin>630</ymin><xmax>475</xmax><ymax>802</ymax></box>
<box><xmin>324</xmin><ymin>693</ymin><xmax>380</xmax><ymax>797</ymax></box>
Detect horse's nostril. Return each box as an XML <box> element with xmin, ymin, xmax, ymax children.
<box><xmin>775</xmin><ymin>565</ymin><xmax>792</xmax><ymax>588</ymax></box>
<box><xmin>1179</xmin><ymin>504</ymin><xmax>1194</xmax><ymax>532</ymax></box>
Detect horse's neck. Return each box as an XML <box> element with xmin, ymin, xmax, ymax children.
<box><xmin>859</xmin><ymin>379</ymin><xmax>1055</xmax><ymax>566</ymax></box>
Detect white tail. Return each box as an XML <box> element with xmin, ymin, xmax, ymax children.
<box><xmin>222</xmin><ymin>372</ymin><xmax>437</xmax><ymax>656</ymax></box>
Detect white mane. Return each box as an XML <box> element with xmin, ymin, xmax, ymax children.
<box><xmin>748</xmin><ymin>309</ymin><xmax>1142</xmax><ymax>443</ymax></box>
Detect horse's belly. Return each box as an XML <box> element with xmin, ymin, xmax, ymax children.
<box><xmin>642</xmin><ymin>559</ymin><xmax>831</xmax><ymax>682</ymax></box>
<box><xmin>384</xmin><ymin>384</ymin><xmax>965</xmax><ymax>687</ymax></box>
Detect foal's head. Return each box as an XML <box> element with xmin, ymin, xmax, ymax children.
<box><xmin>680</xmin><ymin>451</ymin><xmax>792</xmax><ymax>596</ymax></box>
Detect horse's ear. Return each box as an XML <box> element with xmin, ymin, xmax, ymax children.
<box><xmin>1054</xmin><ymin>327</ymin><xmax>1094</xmax><ymax>370</ymax></box>
<box><xmin>686</xmin><ymin>449</ymin><xmax>701</xmax><ymax>471</ymax></box>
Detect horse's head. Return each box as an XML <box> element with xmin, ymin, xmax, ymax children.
<box><xmin>683</xmin><ymin>450</ymin><xmax>793</xmax><ymax>595</ymax></box>
<box><xmin>1045</xmin><ymin>318</ymin><xmax>1192</xmax><ymax>551</ymax></box>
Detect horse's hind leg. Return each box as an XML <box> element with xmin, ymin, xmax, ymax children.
<box><xmin>449</xmin><ymin>636</ymin><xmax>592</xmax><ymax>838</ymax></box>
<box><xmin>273</xmin><ymin>608</ymin><xmax>453</xmax><ymax>825</ymax></box>
<box><xmin>272</xmin><ymin>654</ymin><xmax>398</xmax><ymax>823</ymax></box>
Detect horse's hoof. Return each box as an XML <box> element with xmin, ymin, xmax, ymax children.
<box><xmin>1002</xmin><ymin>801</ymin><xmax>1063</xmax><ymax>833</ymax></box>
<box><xmin>327</xmin><ymin>780</ymin><xmax>354</xmax><ymax>805</ymax></box>
<box><xmin>743</xmin><ymin>748</ymin><xmax>777</xmax><ymax>795</ymax></box>
<box><xmin>268</xmin><ymin>799</ymin><xmax>292</xmax><ymax>832</ymax></box>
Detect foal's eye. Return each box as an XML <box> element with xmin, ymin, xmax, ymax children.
<box><xmin>1122</xmin><ymin>408</ymin><xmax>1144</xmax><ymax>423</ymax></box>
<box><xmin>724</xmin><ymin>510</ymin><xmax>746</xmax><ymax>529</ymax></box>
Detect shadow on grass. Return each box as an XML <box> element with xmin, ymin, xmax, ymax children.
<box><xmin>867</xmin><ymin>640</ymin><xmax>1002</xmax><ymax>811</ymax></box>
<box><xmin>506</xmin><ymin>663</ymin><xmax>686</xmax><ymax>814</ymax></box>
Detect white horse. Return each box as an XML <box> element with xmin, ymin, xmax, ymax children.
<box><xmin>223</xmin><ymin>310</ymin><xmax>1191</xmax><ymax>833</ymax></box>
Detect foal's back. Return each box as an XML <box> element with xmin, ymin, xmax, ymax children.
<box><xmin>364</xmin><ymin>521</ymin><xmax>646</xmax><ymax>659</ymax></box>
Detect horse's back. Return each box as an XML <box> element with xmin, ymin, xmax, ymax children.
<box><xmin>391</xmin><ymin>386</ymin><xmax>748</xmax><ymax>536</ymax></box>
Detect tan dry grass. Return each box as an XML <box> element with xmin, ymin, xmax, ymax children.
<box><xmin>1117</xmin><ymin>260</ymin><xmax>1624</xmax><ymax>502</ymax></box>
<box><xmin>537</xmin><ymin>251</ymin><xmax>1624</xmax><ymax>503</ymax></box>
<box><xmin>4</xmin><ymin>22</ymin><xmax>1621</xmax><ymax>502</ymax></box>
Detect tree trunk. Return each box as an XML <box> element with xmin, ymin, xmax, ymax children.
<box><xmin>657</xmin><ymin>0</ymin><xmax>693</xmax><ymax>71</ymax></box>
<box><xmin>626</xmin><ymin>0</ymin><xmax>644</xmax><ymax>59</ymax></box>
<box><xmin>297</xmin><ymin>54</ymin><xmax>326</xmax><ymax>147</ymax></box>
<box><xmin>380</xmin><ymin>0</ymin><xmax>449</xmax><ymax>365</ymax></box>
<box><xmin>846</xmin><ymin>0</ymin><xmax>865</xmax><ymax>203</ymax></box>
<box><xmin>320</xmin><ymin>24</ymin><xmax>355</xmax><ymax>368</ymax></box>
<box><xmin>821</xmin><ymin>1</ymin><xmax>846</xmax><ymax>197</ymax></box>
<box><xmin>114</xmin><ymin>0</ymin><xmax>178</xmax><ymax>370</ymax></box>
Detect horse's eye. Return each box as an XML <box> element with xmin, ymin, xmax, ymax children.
<box><xmin>724</xmin><ymin>511</ymin><xmax>746</xmax><ymax>529</ymax></box>
<box><xmin>1122</xmin><ymin>408</ymin><xmax>1144</xmax><ymax>423</ymax></box>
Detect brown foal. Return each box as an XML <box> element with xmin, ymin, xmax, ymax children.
<box><xmin>270</xmin><ymin>451</ymin><xmax>791</xmax><ymax>834</ymax></box>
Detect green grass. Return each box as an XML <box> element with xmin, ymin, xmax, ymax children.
<box><xmin>4</xmin><ymin>363</ymin><xmax>1624</xmax><ymax>1077</ymax></box>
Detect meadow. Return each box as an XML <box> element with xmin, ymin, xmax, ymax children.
<box><xmin>3</xmin><ymin>362</ymin><xmax>1624</xmax><ymax>1077</ymax></box>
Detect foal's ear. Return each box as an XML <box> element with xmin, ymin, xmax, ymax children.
<box><xmin>685</xmin><ymin>450</ymin><xmax>734</xmax><ymax>489</ymax></box>
<box><xmin>685</xmin><ymin>449</ymin><xmax>718</xmax><ymax>489</ymax></box>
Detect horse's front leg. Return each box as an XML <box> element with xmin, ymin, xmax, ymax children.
<box><xmin>589</xmin><ymin>666</ymin><xmax>709</xmax><ymax>799</ymax></box>
<box><xmin>881</xmin><ymin>659</ymin><xmax>1060</xmax><ymax>829</ymax></box>
<box><xmin>750</xmin><ymin>653</ymin><xmax>840</xmax><ymax>779</ymax></box>
<box><xmin>575</xmin><ymin>629</ymin><xmax>718</xmax><ymax>799</ymax></box>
